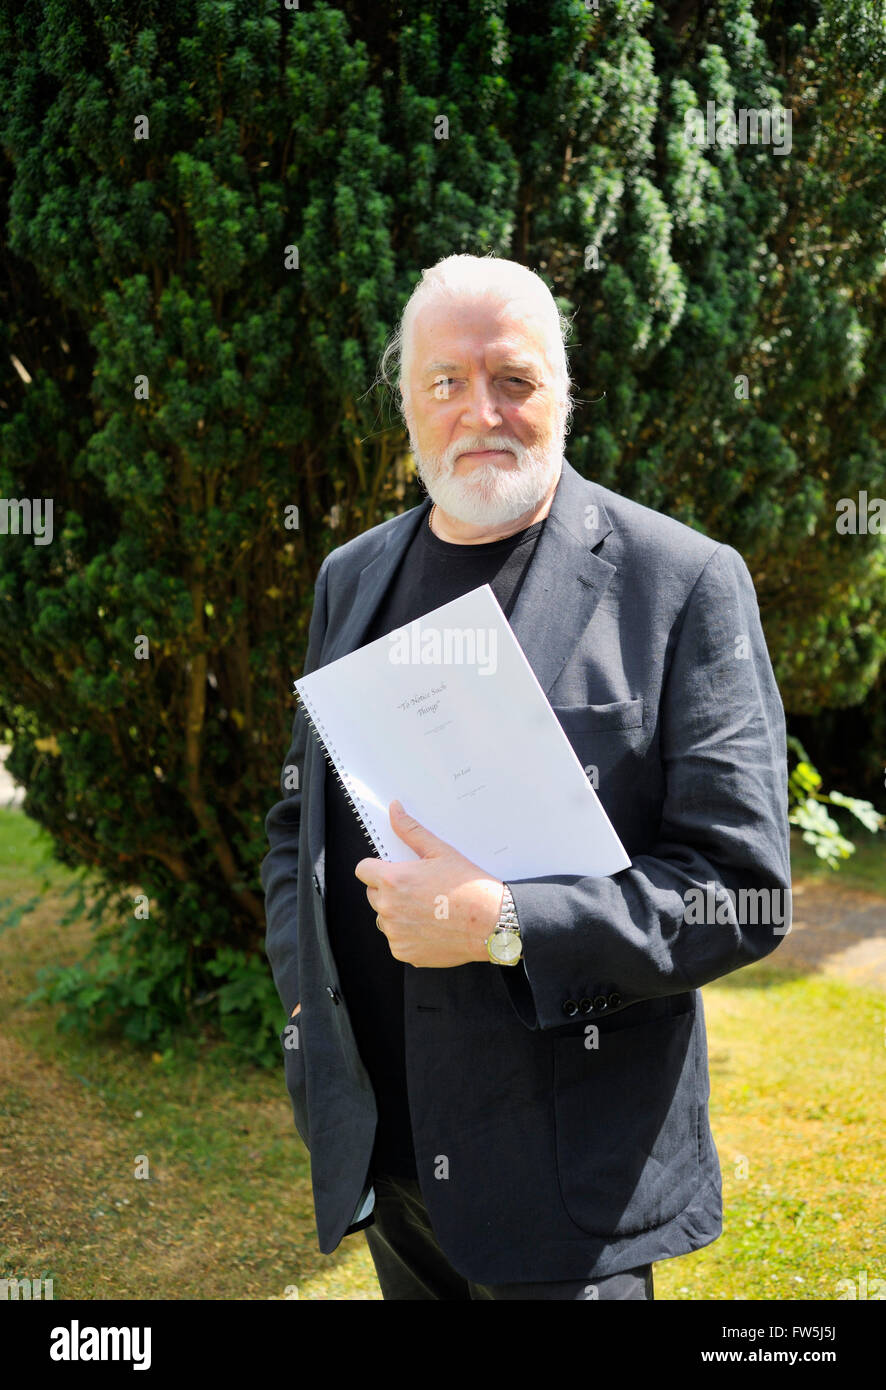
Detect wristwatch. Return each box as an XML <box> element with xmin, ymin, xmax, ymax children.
<box><xmin>486</xmin><ymin>883</ymin><xmax>522</xmax><ymax>965</ymax></box>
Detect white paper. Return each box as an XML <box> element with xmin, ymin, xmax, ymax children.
<box><xmin>295</xmin><ymin>584</ymin><xmax>631</xmax><ymax>880</ymax></box>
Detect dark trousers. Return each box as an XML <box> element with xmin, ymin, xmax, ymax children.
<box><xmin>364</xmin><ymin>1173</ymin><xmax>654</xmax><ymax>1301</ymax></box>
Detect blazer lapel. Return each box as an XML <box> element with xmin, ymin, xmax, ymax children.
<box><xmin>319</xmin><ymin>499</ymin><xmax>433</xmax><ymax>669</ymax></box>
<box><xmin>508</xmin><ymin>458</ymin><xmax>615</xmax><ymax>695</ymax></box>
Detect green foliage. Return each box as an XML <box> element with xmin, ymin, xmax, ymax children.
<box><xmin>787</xmin><ymin>734</ymin><xmax>885</xmax><ymax>869</ymax></box>
<box><xmin>0</xmin><ymin>892</ymin><xmax>40</xmax><ymax>934</ymax></box>
<box><xmin>21</xmin><ymin>874</ymin><xmax>280</xmax><ymax>1064</ymax></box>
<box><xmin>0</xmin><ymin>0</ymin><xmax>883</xmax><ymax>1052</ymax></box>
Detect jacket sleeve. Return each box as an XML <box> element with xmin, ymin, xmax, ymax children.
<box><xmin>260</xmin><ymin>552</ymin><xmax>332</xmax><ymax>1020</ymax></box>
<box><xmin>502</xmin><ymin>543</ymin><xmax>792</xmax><ymax>1031</ymax></box>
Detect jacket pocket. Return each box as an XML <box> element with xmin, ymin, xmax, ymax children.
<box><xmin>279</xmin><ymin>1018</ymin><xmax>310</xmax><ymax>1150</ymax></box>
<box><xmin>551</xmin><ymin>697</ymin><xmax>644</xmax><ymax>733</ymax></box>
<box><xmin>552</xmin><ymin>1007</ymin><xmax>698</xmax><ymax>1237</ymax></box>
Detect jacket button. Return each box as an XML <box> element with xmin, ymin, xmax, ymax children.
<box><xmin>592</xmin><ymin>994</ymin><xmax>608</xmax><ymax>1012</ymax></box>
<box><xmin>312</xmin><ymin>872</ymin><xmax>321</xmax><ymax>894</ymax></box>
<box><xmin>608</xmin><ymin>991</ymin><xmax>622</xmax><ymax>1009</ymax></box>
<box><xmin>326</xmin><ymin>985</ymin><xmax>340</xmax><ymax>1005</ymax></box>
<box><xmin>562</xmin><ymin>998</ymin><xmax>579</xmax><ymax>1017</ymax></box>
<box><xmin>578</xmin><ymin>997</ymin><xmax>592</xmax><ymax>1014</ymax></box>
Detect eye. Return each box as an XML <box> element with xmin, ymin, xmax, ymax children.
<box><xmin>430</xmin><ymin>375</ymin><xmax>533</xmax><ymax>393</ymax></box>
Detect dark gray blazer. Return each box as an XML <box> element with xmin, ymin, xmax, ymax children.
<box><xmin>260</xmin><ymin>457</ymin><xmax>791</xmax><ymax>1282</ymax></box>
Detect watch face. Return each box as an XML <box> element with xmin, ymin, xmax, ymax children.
<box><xmin>491</xmin><ymin>929</ymin><xmax>522</xmax><ymax>964</ymax></box>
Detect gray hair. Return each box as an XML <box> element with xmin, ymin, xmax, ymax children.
<box><xmin>377</xmin><ymin>253</ymin><xmax>575</xmax><ymax>431</ymax></box>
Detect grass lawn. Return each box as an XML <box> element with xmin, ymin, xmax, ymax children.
<box><xmin>0</xmin><ymin>807</ymin><xmax>883</xmax><ymax>1300</ymax></box>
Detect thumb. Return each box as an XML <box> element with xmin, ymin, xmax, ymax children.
<box><xmin>389</xmin><ymin>799</ymin><xmax>445</xmax><ymax>858</ymax></box>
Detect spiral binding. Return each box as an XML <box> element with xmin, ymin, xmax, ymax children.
<box><xmin>294</xmin><ymin>688</ymin><xmax>389</xmax><ymax>860</ymax></box>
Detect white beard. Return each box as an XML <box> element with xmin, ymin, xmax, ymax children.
<box><xmin>409</xmin><ymin>427</ymin><xmax>565</xmax><ymax>527</ymax></box>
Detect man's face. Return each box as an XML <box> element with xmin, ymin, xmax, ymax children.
<box><xmin>402</xmin><ymin>296</ymin><xmax>567</xmax><ymax>525</ymax></box>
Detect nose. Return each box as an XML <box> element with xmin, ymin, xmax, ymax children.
<box><xmin>459</xmin><ymin>377</ymin><xmax>503</xmax><ymax>431</ymax></box>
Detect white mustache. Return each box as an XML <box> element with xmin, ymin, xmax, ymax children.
<box><xmin>411</xmin><ymin>432</ymin><xmax>563</xmax><ymax>527</ymax></box>
<box><xmin>445</xmin><ymin>442</ymin><xmax>521</xmax><ymax>469</ymax></box>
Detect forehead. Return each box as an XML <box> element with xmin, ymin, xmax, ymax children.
<box><xmin>410</xmin><ymin>296</ymin><xmax>550</xmax><ymax>374</ymax></box>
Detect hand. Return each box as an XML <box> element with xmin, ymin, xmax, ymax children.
<box><xmin>290</xmin><ymin>1003</ymin><xmax>301</xmax><ymax>1018</ymax></box>
<box><xmin>354</xmin><ymin>800</ymin><xmax>504</xmax><ymax>968</ymax></box>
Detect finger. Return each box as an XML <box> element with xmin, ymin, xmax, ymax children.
<box><xmin>362</xmin><ymin>885</ymin><xmax>380</xmax><ymax>914</ymax></box>
<box><xmin>389</xmin><ymin>800</ymin><xmax>446</xmax><ymax>858</ymax></box>
<box><xmin>354</xmin><ymin>856</ymin><xmax>384</xmax><ymax>886</ymax></box>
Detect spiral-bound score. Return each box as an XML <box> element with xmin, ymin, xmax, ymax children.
<box><xmin>295</xmin><ymin>688</ymin><xmax>388</xmax><ymax>860</ymax></box>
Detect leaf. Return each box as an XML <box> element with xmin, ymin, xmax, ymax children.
<box><xmin>826</xmin><ymin>791</ymin><xmax>885</xmax><ymax>833</ymax></box>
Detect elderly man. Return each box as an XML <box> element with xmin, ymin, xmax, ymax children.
<box><xmin>261</xmin><ymin>253</ymin><xmax>791</xmax><ymax>1301</ymax></box>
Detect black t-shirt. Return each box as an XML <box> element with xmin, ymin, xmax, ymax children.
<box><xmin>324</xmin><ymin>500</ymin><xmax>547</xmax><ymax>1178</ymax></box>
